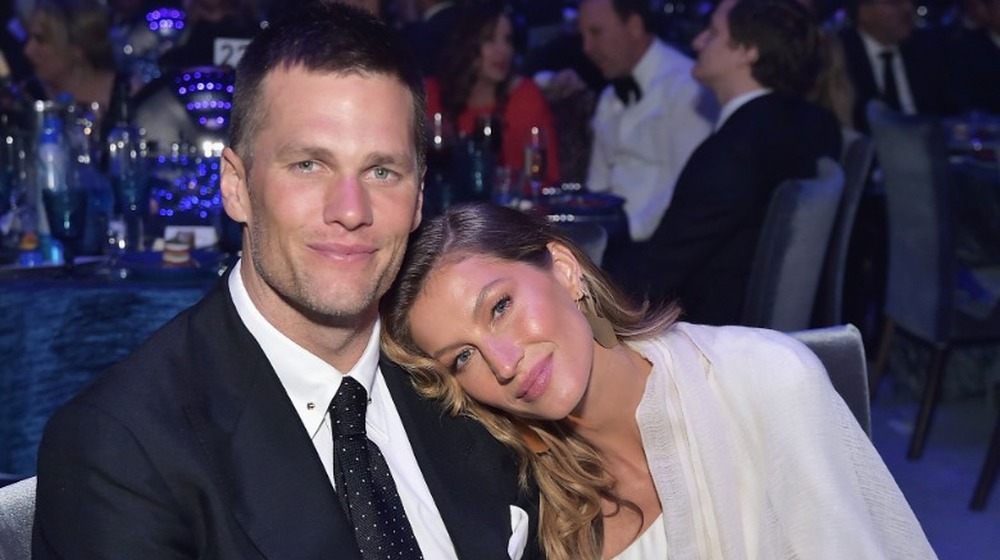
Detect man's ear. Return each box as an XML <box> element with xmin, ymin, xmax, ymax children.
<box><xmin>625</xmin><ymin>13</ymin><xmax>646</xmax><ymax>41</ymax></box>
<box><xmin>220</xmin><ymin>147</ymin><xmax>250</xmax><ymax>224</ymax></box>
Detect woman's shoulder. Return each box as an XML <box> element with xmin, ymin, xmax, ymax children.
<box><xmin>666</xmin><ymin>324</ymin><xmax>836</xmax><ymax>419</ymax></box>
<box><xmin>669</xmin><ymin>322</ymin><xmax>823</xmax><ymax>377</ymax></box>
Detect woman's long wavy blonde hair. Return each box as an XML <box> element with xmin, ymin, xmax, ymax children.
<box><xmin>381</xmin><ymin>203</ymin><xmax>680</xmax><ymax>559</ymax></box>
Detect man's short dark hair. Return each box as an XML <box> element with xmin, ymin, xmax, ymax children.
<box><xmin>609</xmin><ymin>0</ymin><xmax>656</xmax><ymax>32</ymax></box>
<box><xmin>727</xmin><ymin>0</ymin><xmax>822</xmax><ymax>96</ymax></box>
<box><xmin>229</xmin><ymin>1</ymin><xmax>427</xmax><ymax>171</ymax></box>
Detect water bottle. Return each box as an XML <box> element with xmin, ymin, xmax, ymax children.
<box><xmin>37</xmin><ymin>114</ymin><xmax>69</xmax><ymax>250</ymax></box>
<box><xmin>106</xmin><ymin>79</ymin><xmax>148</xmax><ymax>251</ymax></box>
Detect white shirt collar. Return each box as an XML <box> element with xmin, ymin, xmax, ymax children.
<box><xmin>860</xmin><ymin>29</ymin><xmax>897</xmax><ymax>59</ymax></box>
<box><xmin>715</xmin><ymin>88</ymin><xmax>772</xmax><ymax>131</ymax></box>
<box><xmin>423</xmin><ymin>1</ymin><xmax>454</xmax><ymax>21</ymax></box>
<box><xmin>631</xmin><ymin>38</ymin><xmax>686</xmax><ymax>94</ymax></box>
<box><xmin>228</xmin><ymin>261</ymin><xmax>383</xmax><ymax>438</ymax></box>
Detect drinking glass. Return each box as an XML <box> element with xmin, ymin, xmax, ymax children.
<box><xmin>425</xmin><ymin>112</ymin><xmax>458</xmax><ymax>214</ymax></box>
<box><xmin>474</xmin><ymin>114</ymin><xmax>503</xmax><ymax>159</ymax></box>
<box><xmin>522</xmin><ymin>126</ymin><xmax>547</xmax><ymax>202</ymax></box>
<box><xmin>427</xmin><ymin>112</ymin><xmax>456</xmax><ymax>174</ymax></box>
<box><xmin>43</xmin><ymin>186</ymin><xmax>88</xmax><ymax>266</ymax></box>
<box><xmin>524</xmin><ymin>126</ymin><xmax>547</xmax><ymax>182</ymax></box>
<box><xmin>109</xmin><ymin>131</ymin><xmax>150</xmax><ymax>251</ymax></box>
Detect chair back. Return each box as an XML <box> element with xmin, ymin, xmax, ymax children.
<box><xmin>814</xmin><ymin>131</ymin><xmax>875</xmax><ymax>326</ymax></box>
<box><xmin>866</xmin><ymin>101</ymin><xmax>955</xmax><ymax>342</ymax></box>
<box><xmin>742</xmin><ymin>157</ymin><xmax>845</xmax><ymax>331</ymax></box>
<box><xmin>0</xmin><ymin>476</ymin><xmax>35</xmax><ymax>560</ymax></box>
<box><xmin>790</xmin><ymin>324</ymin><xmax>872</xmax><ymax>436</ymax></box>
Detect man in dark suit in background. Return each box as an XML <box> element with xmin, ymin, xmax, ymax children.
<box><xmin>33</xmin><ymin>3</ymin><xmax>539</xmax><ymax>558</ymax></box>
<box><xmin>951</xmin><ymin>0</ymin><xmax>1000</xmax><ymax>115</ymax></box>
<box><xmin>839</xmin><ymin>0</ymin><xmax>961</xmax><ymax>132</ymax></box>
<box><xmin>609</xmin><ymin>0</ymin><xmax>841</xmax><ymax>326</ymax></box>
<box><xmin>838</xmin><ymin>0</ymin><xmax>960</xmax><ymax>352</ymax></box>
<box><xmin>399</xmin><ymin>0</ymin><xmax>460</xmax><ymax>76</ymax></box>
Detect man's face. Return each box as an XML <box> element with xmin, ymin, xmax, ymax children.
<box><xmin>221</xmin><ymin>66</ymin><xmax>423</xmax><ymax>334</ymax></box>
<box><xmin>857</xmin><ymin>0</ymin><xmax>915</xmax><ymax>46</ymax></box>
<box><xmin>691</xmin><ymin>0</ymin><xmax>754</xmax><ymax>95</ymax></box>
<box><xmin>578</xmin><ymin>0</ymin><xmax>645</xmax><ymax>79</ymax></box>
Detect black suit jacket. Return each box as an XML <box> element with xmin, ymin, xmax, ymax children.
<box><xmin>950</xmin><ymin>28</ymin><xmax>1000</xmax><ymax>115</ymax></box>
<box><xmin>33</xmin><ymin>274</ymin><xmax>540</xmax><ymax>559</ymax></box>
<box><xmin>839</xmin><ymin>27</ymin><xmax>960</xmax><ymax>132</ymax></box>
<box><xmin>609</xmin><ymin>92</ymin><xmax>842</xmax><ymax>326</ymax></box>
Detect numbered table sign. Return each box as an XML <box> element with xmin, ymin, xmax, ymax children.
<box><xmin>214</xmin><ymin>37</ymin><xmax>251</xmax><ymax>68</ymax></box>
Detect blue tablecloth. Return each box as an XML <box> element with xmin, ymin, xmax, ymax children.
<box><xmin>0</xmin><ymin>273</ymin><xmax>219</xmax><ymax>476</ymax></box>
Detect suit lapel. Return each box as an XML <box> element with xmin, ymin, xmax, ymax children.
<box><xmin>381</xmin><ymin>358</ymin><xmax>517</xmax><ymax>560</ymax></box>
<box><xmin>182</xmin><ymin>284</ymin><xmax>361</xmax><ymax>560</ymax></box>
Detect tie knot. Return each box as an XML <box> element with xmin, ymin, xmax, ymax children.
<box><xmin>611</xmin><ymin>75</ymin><xmax>642</xmax><ymax>106</ymax></box>
<box><xmin>330</xmin><ymin>377</ymin><xmax>368</xmax><ymax>437</ymax></box>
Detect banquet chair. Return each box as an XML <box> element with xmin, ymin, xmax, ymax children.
<box><xmin>790</xmin><ymin>324</ymin><xmax>872</xmax><ymax>437</ymax></box>
<box><xmin>865</xmin><ymin>101</ymin><xmax>1000</xmax><ymax>471</ymax></box>
<box><xmin>813</xmin><ymin>131</ymin><xmax>875</xmax><ymax>327</ymax></box>
<box><xmin>0</xmin><ymin>476</ymin><xmax>35</xmax><ymax>560</ymax></box>
<box><xmin>560</xmin><ymin>221</ymin><xmax>609</xmax><ymax>268</ymax></box>
<box><xmin>972</xmin><ymin>394</ymin><xmax>1000</xmax><ymax>510</ymax></box>
<box><xmin>741</xmin><ymin>157</ymin><xmax>845</xmax><ymax>331</ymax></box>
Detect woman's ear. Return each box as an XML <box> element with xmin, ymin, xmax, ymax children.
<box><xmin>547</xmin><ymin>242</ymin><xmax>584</xmax><ymax>299</ymax></box>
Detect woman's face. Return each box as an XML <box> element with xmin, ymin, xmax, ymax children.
<box><xmin>476</xmin><ymin>14</ymin><xmax>514</xmax><ymax>87</ymax></box>
<box><xmin>23</xmin><ymin>12</ymin><xmax>76</xmax><ymax>87</ymax></box>
<box><xmin>408</xmin><ymin>245</ymin><xmax>596</xmax><ymax>421</ymax></box>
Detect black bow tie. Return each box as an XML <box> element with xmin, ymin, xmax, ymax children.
<box><xmin>611</xmin><ymin>75</ymin><xmax>642</xmax><ymax>105</ymax></box>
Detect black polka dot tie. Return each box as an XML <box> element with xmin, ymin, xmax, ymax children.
<box><xmin>330</xmin><ymin>377</ymin><xmax>423</xmax><ymax>560</ymax></box>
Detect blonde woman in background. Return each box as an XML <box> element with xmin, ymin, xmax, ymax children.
<box><xmin>23</xmin><ymin>0</ymin><xmax>117</xmax><ymax>108</ymax></box>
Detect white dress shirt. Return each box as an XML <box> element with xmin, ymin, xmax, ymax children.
<box><xmin>228</xmin><ymin>264</ymin><xmax>459</xmax><ymax>559</ymax></box>
<box><xmin>587</xmin><ymin>38</ymin><xmax>715</xmax><ymax>241</ymax></box>
<box><xmin>859</xmin><ymin>30</ymin><xmax>917</xmax><ymax>115</ymax></box>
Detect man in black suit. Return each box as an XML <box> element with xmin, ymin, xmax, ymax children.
<box><xmin>608</xmin><ymin>0</ymin><xmax>841</xmax><ymax>326</ymax></box>
<box><xmin>952</xmin><ymin>0</ymin><xmax>1000</xmax><ymax>114</ymax></box>
<box><xmin>33</xmin><ymin>3</ymin><xmax>540</xmax><ymax>558</ymax></box>
<box><xmin>839</xmin><ymin>0</ymin><xmax>960</xmax><ymax>132</ymax></box>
